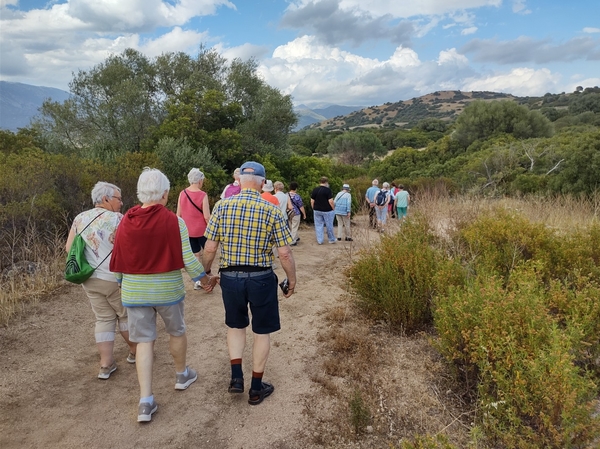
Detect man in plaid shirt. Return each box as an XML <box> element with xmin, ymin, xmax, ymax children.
<box><xmin>203</xmin><ymin>161</ymin><xmax>297</xmax><ymax>405</ymax></box>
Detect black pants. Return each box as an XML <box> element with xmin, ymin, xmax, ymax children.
<box><xmin>369</xmin><ymin>207</ymin><xmax>377</xmax><ymax>228</ymax></box>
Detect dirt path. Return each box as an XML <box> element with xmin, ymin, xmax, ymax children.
<box><xmin>0</xmin><ymin>224</ymin><xmax>355</xmax><ymax>449</ymax></box>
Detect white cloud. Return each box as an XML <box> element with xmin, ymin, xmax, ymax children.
<box><xmin>259</xmin><ymin>36</ymin><xmax>477</xmax><ymax>106</ymax></box>
<box><xmin>0</xmin><ymin>0</ymin><xmax>19</xmax><ymax>7</ymax></box>
<box><xmin>288</xmin><ymin>0</ymin><xmax>502</xmax><ymax>20</ymax></box>
<box><xmin>512</xmin><ymin>0</ymin><xmax>531</xmax><ymax>15</ymax></box>
<box><xmin>583</xmin><ymin>27</ymin><xmax>600</xmax><ymax>34</ymax></box>
<box><xmin>438</xmin><ymin>48</ymin><xmax>469</xmax><ymax>66</ymax></box>
<box><xmin>66</xmin><ymin>0</ymin><xmax>235</xmax><ymax>32</ymax></box>
<box><xmin>217</xmin><ymin>43</ymin><xmax>271</xmax><ymax>62</ymax></box>
<box><xmin>140</xmin><ymin>27</ymin><xmax>207</xmax><ymax>57</ymax></box>
<box><xmin>461</xmin><ymin>26</ymin><xmax>478</xmax><ymax>35</ymax></box>
<box><xmin>461</xmin><ymin>67</ymin><xmax>560</xmax><ymax>96</ymax></box>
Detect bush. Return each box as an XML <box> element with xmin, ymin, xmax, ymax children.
<box><xmin>347</xmin><ymin>216</ymin><xmax>462</xmax><ymax>333</ymax></box>
<box><xmin>434</xmin><ymin>265</ymin><xmax>600</xmax><ymax>448</ymax></box>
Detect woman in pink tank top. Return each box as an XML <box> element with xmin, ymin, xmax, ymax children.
<box><xmin>176</xmin><ymin>169</ymin><xmax>211</xmax><ymax>272</ymax></box>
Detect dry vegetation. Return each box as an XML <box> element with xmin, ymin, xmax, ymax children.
<box><xmin>0</xmin><ymin>224</ymin><xmax>65</xmax><ymax>326</ymax></box>
<box><xmin>301</xmin><ymin>194</ymin><xmax>600</xmax><ymax>448</ymax></box>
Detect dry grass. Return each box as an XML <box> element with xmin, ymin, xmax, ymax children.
<box><xmin>304</xmin><ymin>194</ymin><xmax>600</xmax><ymax>448</ymax></box>
<box><xmin>0</xmin><ymin>224</ymin><xmax>65</xmax><ymax>326</ymax></box>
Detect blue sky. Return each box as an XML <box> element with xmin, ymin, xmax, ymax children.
<box><xmin>1</xmin><ymin>0</ymin><xmax>599</xmax><ymax>108</ymax></box>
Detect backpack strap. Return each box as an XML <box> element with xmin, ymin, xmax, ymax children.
<box><xmin>76</xmin><ymin>211</ymin><xmax>105</xmax><ymax>235</ymax></box>
<box><xmin>183</xmin><ymin>189</ymin><xmax>203</xmax><ymax>214</ymax></box>
<box><xmin>74</xmin><ymin>211</ymin><xmax>112</xmax><ymax>270</ymax></box>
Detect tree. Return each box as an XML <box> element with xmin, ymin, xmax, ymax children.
<box><xmin>37</xmin><ymin>49</ymin><xmax>160</xmax><ymax>158</ymax></box>
<box><xmin>453</xmin><ymin>100</ymin><xmax>554</xmax><ymax>149</ymax></box>
<box><xmin>327</xmin><ymin>131</ymin><xmax>386</xmax><ymax>165</ymax></box>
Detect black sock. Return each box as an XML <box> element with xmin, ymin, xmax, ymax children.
<box><xmin>231</xmin><ymin>359</ymin><xmax>243</xmax><ymax>379</ymax></box>
<box><xmin>251</xmin><ymin>371</ymin><xmax>263</xmax><ymax>391</ymax></box>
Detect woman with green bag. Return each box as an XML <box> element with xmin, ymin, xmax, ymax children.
<box><xmin>65</xmin><ymin>181</ymin><xmax>137</xmax><ymax>380</ymax></box>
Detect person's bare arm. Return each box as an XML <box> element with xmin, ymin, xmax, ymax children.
<box><xmin>65</xmin><ymin>227</ymin><xmax>76</xmax><ymax>252</ymax></box>
<box><xmin>277</xmin><ymin>245</ymin><xmax>296</xmax><ymax>298</ymax></box>
<box><xmin>202</xmin><ymin>239</ymin><xmax>219</xmax><ymax>274</ymax></box>
<box><xmin>328</xmin><ymin>198</ymin><xmax>334</xmax><ymax>209</ymax></box>
<box><xmin>176</xmin><ymin>193</ymin><xmax>182</xmax><ymax>217</ymax></box>
<box><xmin>202</xmin><ymin>194</ymin><xmax>211</xmax><ymax>223</ymax></box>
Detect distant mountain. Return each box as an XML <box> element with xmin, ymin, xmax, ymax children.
<box><xmin>294</xmin><ymin>104</ymin><xmax>363</xmax><ymax>131</ymax></box>
<box><xmin>305</xmin><ymin>91</ymin><xmax>521</xmax><ymax>131</ymax></box>
<box><xmin>0</xmin><ymin>81</ymin><xmax>70</xmax><ymax>132</ymax></box>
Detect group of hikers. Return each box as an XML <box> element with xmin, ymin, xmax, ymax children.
<box><xmin>66</xmin><ymin>163</ymin><xmax>410</xmax><ymax>423</ymax></box>
<box><xmin>365</xmin><ymin>179</ymin><xmax>410</xmax><ymax>233</ymax></box>
<box><xmin>67</xmin><ymin>162</ymin><xmax>296</xmax><ymax>423</ymax></box>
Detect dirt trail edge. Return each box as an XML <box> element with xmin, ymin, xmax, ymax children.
<box><xmin>0</xmin><ymin>225</ymin><xmax>350</xmax><ymax>449</ymax></box>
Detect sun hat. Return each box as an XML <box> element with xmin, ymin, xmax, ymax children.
<box><xmin>262</xmin><ymin>180</ymin><xmax>274</xmax><ymax>192</ymax></box>
<box><xmin>342</xmin><ymin>184</ymin><xmax>350</xmax><ymax>190</ymax></box>
<box><xmin>240</xmin><ymin>161</ymin><xmax>266</xmax><ymax>177</ymax></box>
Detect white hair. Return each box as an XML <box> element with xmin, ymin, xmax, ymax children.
<box><xmin>239</xmin><ymin>173</ymin><xmax>264</xmax><ymax>189</ymax></box>
<box><xmin>383</xmin><ymin>182</ymin><xmax>390</xmax><ymax>189</ymax></box>
<box><xmin>187</xmin><ymin>168</ymin><xmax>205</xmax><ymax>185</ymax></box>
<box><xmin>137</xmin><ymin>168</ymin><xmax>170</xmax><ymax>204</ymax></box>
<box><xmin>233</xmin><ymin>168</ymin><xmax>241</xmax><ymax>180</ymax></box>
<box><xmin>91</xmin><ymin>182</ymin><xmax>120</xmax><ymax>205</ymax></box>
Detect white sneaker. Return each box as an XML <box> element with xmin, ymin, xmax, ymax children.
<box><xmin>193</xmin><ymin>281</ymin><xmax>202</xmax><ymax>290</ymax></box>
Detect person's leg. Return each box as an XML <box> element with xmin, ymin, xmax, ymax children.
<box><xmin>127</xmin><ymin>306</ymin><xmax>158</xmax><ymax>398</ymax></box>
<box><xmin>369</xmin><ymin>206</ymin><xmax>376</xmax><ymax>228</ymax></box>
<box><xmin>106</xmin><ymin>283</ymin><xmax>137</xmax><ymax>358</ymax></box>
<box><xmin>324</xmin><ymin>211</ymin><xmax>336</xmax><ymax>242</ymax></box>
<box><xmin>314</xmin><ymin>210</ymin><xmax>325</xmax><ymax>244</ymax></box>
<box><xmin>342</xmin><ymin>215</ymin><xmax>352</xmax><ymax>239</ymax></box>
<box><xmin>136</xmin><ymin>341</ymin><xmax>155</xmax><ymax>398</ymax></box>
<box><xmin>83</xmin><ymin>278</ymin><xmax>118</xmax><ymax>368</ymax></box>
<box><xmin>169</xmin><ymin>334</ymin><xmax>187</xmax><ymax>373</ymax></box>
<box><xmin>291</xmin><ymin>215</ymin><xmax>300</xmax><ymax>242</ymax></box>
<box><xmin>227</xmin><ymin>327</ymin><xmax>247</xmax><ymax>359</ymax></box>
<box><xmin>252</xmin><ymin>333</ymin><xmax>271</xmax><ymax>373</ymax></box>
<box><xmin>336</xmin><ymin>215</ymin><xmax>343</xmax><ymax>240</ymax></box>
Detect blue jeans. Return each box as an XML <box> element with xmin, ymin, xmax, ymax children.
<box><xmin>314</xmin><ymin>210</ymin><xmax>336</xmax><ymax>244</ymax></box>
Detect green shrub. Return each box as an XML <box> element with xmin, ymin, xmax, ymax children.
<box><xmin>348</xmin><ymin>216</ymin><xmax>463</xmax><ymax>333</ymax></box>
<box><xmin>434</xmin><ymin>264</ymin><xmax>600</xmax><ymax>448</ymax></box>
<box><xmin>459</xmin><ymin>209</ymin><xmax>559</xmax><ymax>283</ymax></box>
<box><xmin>349</xmin><ymin>390</ymin><xmax>370</xmax><ymax>435</ymax></box>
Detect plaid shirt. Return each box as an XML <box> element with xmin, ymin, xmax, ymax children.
<box><xmin>205</xmin><ymin>188</ymin><xmax>293</xmax><ymax>269</ymax></box>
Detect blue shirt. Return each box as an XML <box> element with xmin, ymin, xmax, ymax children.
<box><xmin>366</xmin><ymin>186</ymin><xmax>379</xmax><ymax>203</ymax></box>
<box><xmin>334</xmin><ymin>191</ymin><xmax>352</xmax><ymax>215</ymax></box>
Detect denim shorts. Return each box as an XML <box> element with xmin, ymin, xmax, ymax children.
<box><xmin>219</xmin><ymin>270</ymin><xmax>280</xmax><ymax>334</ymax></box>
<box><xmin>127</xmin><ymin>301</ymin><xmax>186</xmax><ymax>342</ymax></box>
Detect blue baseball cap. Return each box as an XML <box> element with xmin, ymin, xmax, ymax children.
<box><xmin>240</xmin><ymin>161</ymin><xmax>266</xmax><ymax>177</ymax></box>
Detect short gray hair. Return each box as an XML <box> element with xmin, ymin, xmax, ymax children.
<box><xmin>187</xmin><ymin>168</ymin><xmax>205</xmax><ymax>185</ymax></box>
<box><xmin>91</xmin><ymin>182</ymin><xmax>120</xmax><ymax>205</ymax></box>
<box><xmin>274</xmin><ymin>181</ymin><xmax>284</xmax><ymax>191</ymax></box>
<box><xmin>137</xmin><ymin>168</ymin><xmax>170</xmax><ymax>204</ymax></box>
<box><xmin>383</xmin><ymin>182</ymin><xmax>390</xmax><ymax>189</ymax></box>
<box><xmin>239</xmin><ymin>173</ymin><xmax>264</xmax><ymax>189</ymax></box>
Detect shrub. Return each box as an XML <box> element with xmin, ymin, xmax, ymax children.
<box><xmin>459</xmin><ymin>209</ymin><xmax>559</xmax><ymax>283</ymax></box>
<box><xmin>434</xmin><ymin>265</ymin><xmax>600</xmax><ymax>448</ymax></box>
<box><xmin>347</xmin><ymin>216</ymin><xmax>463</xmax><ymax>333</ymax></box>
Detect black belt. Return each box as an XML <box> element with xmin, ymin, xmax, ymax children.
<box><xmin>219</xmin><ymin>268</ymin><xmax>273</xmax><ymax>278</ymax></box>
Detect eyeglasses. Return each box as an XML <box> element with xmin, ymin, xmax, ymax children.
<box><xmin>111</xmin><ymin>196</ymin><xmax>123</xmax><ymax>202</ymax></box>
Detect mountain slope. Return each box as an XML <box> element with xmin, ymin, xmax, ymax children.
<box><xmin>306</xmin><ymin>90</ymin><xmax>519</xmax><ymax>131</ymax></box>
<box><xmin>0</xmin><ymin>81</ymin><xmax>70</xmax><ymax>132</ymax></box>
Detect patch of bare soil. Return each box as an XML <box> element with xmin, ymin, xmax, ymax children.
<box><xmin>0</xmin><ymin>217</ymin><xmax>469</xmax><ymax>448</ymax></box>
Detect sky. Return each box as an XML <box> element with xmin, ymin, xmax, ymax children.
<box><xmin>1</xmin><ymin>0</ymin><xmax>599</xmax><ymax>108</ymax></box>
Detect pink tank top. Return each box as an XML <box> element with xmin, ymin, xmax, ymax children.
<box><xmin>178</xmin><ymin>189</ymin><xmax>207</xmax><ymax>237</ymax></box>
